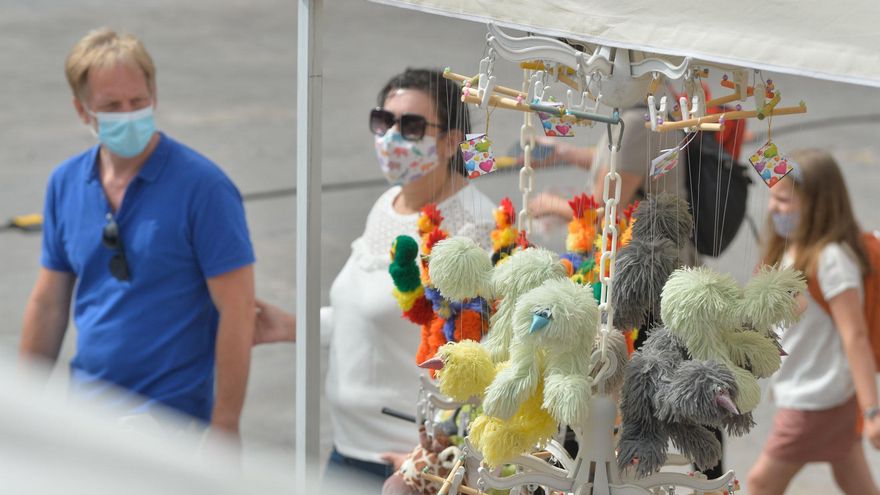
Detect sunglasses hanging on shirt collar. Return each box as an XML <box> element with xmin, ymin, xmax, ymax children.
<box><xmin>102</xmin><ymin>214</ymin><xmax>131</xmax><ymax>281</ymax></box>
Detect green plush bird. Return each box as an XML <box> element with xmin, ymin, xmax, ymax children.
<box><xmin>390</xmin><ymin>235</ymin><xmax>422</xmax><ymax>292</ymax></box>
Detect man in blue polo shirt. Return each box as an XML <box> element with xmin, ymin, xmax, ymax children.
<box><xmin>20</xmin><ymin>28</ymin><xmax>255</xmax><ymax>436</ymax></box>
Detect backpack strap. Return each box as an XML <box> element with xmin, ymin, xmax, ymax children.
<box><xmin>806</xmin><ymin>274</ymin><xmax>832</xmax><ymax>315</ymax></box>
<box><xmin>807</xmin><ymin>233</ymin><xmax>878</xmax><ymax>315</ymax></box>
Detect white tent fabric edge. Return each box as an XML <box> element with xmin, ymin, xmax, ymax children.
<box><xmin>369</xmin><ymin>0</ymin><xmax>880</xmax><ymax>89</ymax></box>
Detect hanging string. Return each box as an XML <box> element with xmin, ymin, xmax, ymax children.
<box><xmin>713</xmin><ymin>123</ymin><xmax>724</xmax><ymax>256</ymax></box>
<box><xmin>485</xmin><ymin>104</ymin><xmax>495</xmax><ymax>137</ymax></box>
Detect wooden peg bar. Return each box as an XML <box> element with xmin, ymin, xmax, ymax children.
<box><xmin>556</xmin><ymin>71</ymin><xmax>579</xmax><ymax>91</ymax></box>
<box><xmin>645</xmin><ymin>103</ymin><xmax>807</xmax><ymax>132</ymax></box>
<box><xmin>443</xmin><ymin>70</ymin><xmax>525</xmax><ymax>99</ymax></box>
<box><xmin>461</xmin><ymin>92</ymin><xmax>617</xmax><ymax>127</ymax></box>
<box><xmin>436</xmin><ymin>457</ymin><xmax>464</xmax><ymax>495</ymax></box>
<box><xmin>420</xmin><ymin>472</ymin><xmax>488</xmax><ymax>495</ymax></box>
<box><xmin>705</xmin><ymin>93</ymin><xmax>742</xmax><ymax>108</ymax></box>
<box><xmin>461</xmin><ymin>92</ymin><xmax>531</xmax><ymax>112</ymax></box>
<box><xmin>516</xmin><ymin>61</ymin><xmax>579</xmax><ymax>90</ymax></box>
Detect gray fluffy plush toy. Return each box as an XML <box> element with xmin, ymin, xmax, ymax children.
<box><xmin>612</xmin><ymin>193</ymin><xmax>692</xmax><ymax>330</ymax></box>
<box><xmin>617</xmin><ymin>265</ymin><xmax>805</xmax><ymax>477</ymax></box>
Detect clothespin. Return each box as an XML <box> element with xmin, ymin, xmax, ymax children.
<box><xmin>476</xmin><ymin>50</ymin><xmax>497</xmax><ymax>109</ymax></box>
<box><xmin>678</xmin><ymin>96</ymin><xmax>695</xmax><ymax>132</ymax></box>
<box><xmin>684</xmin><ymin>70</ymin><xmax>706</xmax><ymax>119</ymax></box>
<box><xmin>646</xmin><ymin>74</ymin><xmax>666</xmax><ymax>132</ymax></box>
<box><xmin>527</xmin><ymin>70</ymin><xmax>545</xmax><ymax>103</ymax></box>
<box><xmin>566</xmin><ymin>84</ymin><xmax>600</xmax><ymax>116</ymax></box>
<box><xmin>753</xmin><ymin>80</ymin><xmax>766</xmax><ymax>116</ymax></box>
<box><xmin>757</xmin><ymin>84</ymin><xmax>781</xmax><ymax>120</ymax></box>
<box><xmin>731</xmin><ymin>70</ymin><xmax>750</xmax><ymax>101</ymax></box>
<box><xmin>647</xmin><ymin>94</ymin><xmax>667</xmax><ymax>131</ymax></box>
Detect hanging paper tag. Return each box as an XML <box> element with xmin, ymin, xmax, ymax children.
<box><xmin>749</xmin><ymin>141</ymin><xmax>794</xmax><ymax>187</ymax></box>
<box><xmin>651</xmin><ymin>147</ymin><xmax>680</xmax><ymax>179</ymax></box>
<box><xmin>536</xmin><ymin>103</ymin><xmax>575</xmax><ymax>137</ymax></box>
<box><xmin>459</xmin><ymin>134</ymin><xmax>496</xmax><ymax>178</ymax></box>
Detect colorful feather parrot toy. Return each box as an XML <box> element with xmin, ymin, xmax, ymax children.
<box><xmin>389</xmin><ymin>204</ymin><xmax>490</xmax><ymax>370</ymax></box>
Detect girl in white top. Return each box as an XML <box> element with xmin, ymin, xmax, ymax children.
<box><xmin>747</xmin><ymin>149</ymin><xmax>880</xmax><ymax>495</ymax></box>
<box><xmin>254</xmin><ymin>69</ymin><xmax>495</xmax><ymax>489</ymax></box>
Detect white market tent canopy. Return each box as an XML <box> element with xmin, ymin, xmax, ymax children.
<box><xmin>371</xmin><ymin>0</ymin><xmax>880</xmax><ymax>88</ymax></box>
<box><xmin>293</xmin><ymin>0</ymin><xmax>880</xmax><ymax>489</ymax></box>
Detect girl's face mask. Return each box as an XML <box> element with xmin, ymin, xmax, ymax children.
<box><xmin>374</xmin><ymin>130</ymin><xmax>440</xmax><ymax>186</ymax></box>
<box><xmin>771</xmin><ymin>210</ymin><xmax>800</xmax><ymax>238</ymax></box>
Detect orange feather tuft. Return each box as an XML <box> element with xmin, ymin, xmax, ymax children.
<box><xmin>453</xmin><ymin>309</ymin><xmax>489</xmax><ymax>342</ymax></box>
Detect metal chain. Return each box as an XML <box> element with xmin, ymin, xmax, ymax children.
<box><xmin>518</xmin><ymin>68</ymin><xmax>536</xmax><ymax>233</ymax></box>
<box><xmin>597</xmin><ymin>118</ymin><xmax>625</xmax><ymax>359</ymax></box>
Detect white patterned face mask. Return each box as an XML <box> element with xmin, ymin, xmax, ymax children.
<box><xmin>374</xmin><ymin>130</ymin><xmax>440</xmax><ymax>186</ymax></box>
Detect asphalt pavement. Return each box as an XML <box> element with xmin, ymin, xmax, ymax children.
<box><xmin>1</xmin><ymin>1</ymin><xmax>879</xmax><ymax>492</ymax></box>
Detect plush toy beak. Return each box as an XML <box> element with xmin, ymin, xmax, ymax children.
<box><xmin>779</xmin><ymin>347</ymin><xmax>788</xmax><ymax>357</ymax></box>
<box><xmin>418</xmin><ymin>357</ymin><xmax>445</xmax><ymax>370</ymax></box>
<box><xmin>715</xmin><ymin>392</ymin><xmax>740</xmax><ymax>415</ymax></box>
<box><xmin>530</xmin><ymin>314</ymin><xmax>551</xmax><ymax>334</ymax></box>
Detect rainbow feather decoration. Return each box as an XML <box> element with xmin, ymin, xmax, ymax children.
<box><xmin>558</xmin><ymin>194</ymin><xmax>638</xmax><ymax>301</ymax></box>
<box><xmin>390</xmin><ymin>235</ymin><xmax>435</xmax><ymax>326</ymax></box>
<box><xmin>490</xmin><ymin>197</ymin><xmax>518</xmax><ymax>265</ymax></box>
<box><xmin>389</xmin><ymin>203</ymin><xmax>489</xmax><ymax>368</ymax></box>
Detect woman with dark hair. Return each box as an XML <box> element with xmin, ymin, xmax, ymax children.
<box><xmin>255</xmin><ymin>68</ymin><xmax>495</xmax><ymax>489</ymax></box>
<box><xmin>747</xmin><ymin>149</ymin><xmax>879</xmax><ymax>494</ymax></box>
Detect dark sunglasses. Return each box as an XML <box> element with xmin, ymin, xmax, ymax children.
<box><xmin>102</xmin><ymin>214</ymin><xmax>131</xmax><ymax>281</ymax></box>
<box><xmin>369</xmin><ymin>108</ymin><xmax>443</xmax><ymax>141</ymax></box>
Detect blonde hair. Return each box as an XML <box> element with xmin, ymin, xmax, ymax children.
<box><xmin>762</xmin><ymin>149</ymin><xmax>868</xmax><ymax>275</ymax></box>
<box><xmin>64</xmin><ymin>27</ymin><xmax>156</xmax><ymax>102</ymax></box>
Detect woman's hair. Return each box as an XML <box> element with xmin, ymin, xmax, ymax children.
<box><xmin>377</xmin><ymin>68</ymin><xmax>471</xmax><ymax>177</ymax></box>
<box><xmin>65</xmin><ymin>27</ymin><xmax>156</xmax><ymax>103</ymax></box>
<box><xmin>763</xmin><ymin>149</ymin><xmax>869</xmax><ymax>275</ymax></box>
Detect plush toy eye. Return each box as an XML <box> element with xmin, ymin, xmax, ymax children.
<box><xmin>529</xmin><ymin>308</ymin><xmax>553</xmax><ymax>334</ymax></box>
<box><xmin>534</xmin><ymin>308</ymin><xmax>553</xmax><ymax>320</ymax></box>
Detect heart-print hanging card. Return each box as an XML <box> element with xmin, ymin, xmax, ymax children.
<box><xmin>536</xmin><ymin>103</ymin><xmax>575</xmax><ymax>138</ymax></box>
<box><xmin>651</xmin><ymin>147</ymin><xmax>680</xmax><ymax>179</ymax></box>
<box><xmin>749</xmin><ymin>141</ymin><xmax>794</xmax><ymax>188</ymax></box>
<box><xmin>459</xmin><ymin>134</ymin><xmax>496</xmax><ymax>179</ymax></box>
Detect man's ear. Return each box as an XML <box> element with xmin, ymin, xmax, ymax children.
<box><xmin>73</xmin><ymin>97</ymin><xmax>91</xmax><ymax>126</ymax></box>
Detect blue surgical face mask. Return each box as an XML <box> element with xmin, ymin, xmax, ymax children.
<box><xmin>771</xmin><ymin>210</ymin><xmax>800</xmax><ymax>238</ymax></box>
<box><xmin>88</xmin><ymin>106</ymin><xmax>156</xmax><ymax>158</ymax></box>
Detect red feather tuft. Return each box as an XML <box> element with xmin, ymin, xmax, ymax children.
<box><xmin>568</xmin><ymin>194</ymin><xmax>599</xmax><ymax>219</ymax></box>
<box><xmin>499</xmin><ymin>197</ymin><xmax>515</xmax><ymax>224</ymax></box>
<box><xmin>422</xmin><ymin>203</ymin><xmax>444</xmax><ymax>227</ymax></box>
<box><xmin>623</xmin><ymin>201</ymin><xmax>639</xmax><ymax>222</ymax></box>
<box><xmin>404</xmin><ymin>296</ymin><xmax>435</xmax><ymax>326</ymax></box>
<box><xmin>516</xmin><ymin>231</ymin><xmax>532</xmax><ymax>250</ymax></box>
<box><xmin>424</xmin><ymin>228</ymin><xmax>448</xmax><ymax>253</ymax></box>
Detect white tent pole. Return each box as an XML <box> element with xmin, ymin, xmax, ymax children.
<box><xmin>295</xmin><ymin>0</ymin><xmax>322</xmax><ymax>491</ymax></box>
